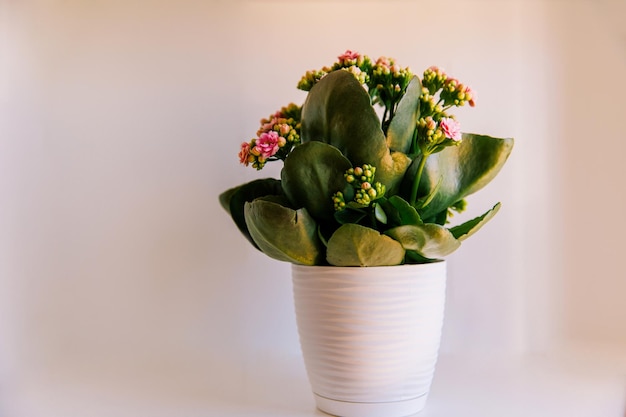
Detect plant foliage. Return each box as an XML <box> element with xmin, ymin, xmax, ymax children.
<box><xmin>220</xmin><ymin>51</ymin><xmax>514</xmax><ymax>266</ymax></box>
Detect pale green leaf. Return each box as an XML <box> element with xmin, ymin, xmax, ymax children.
<box><xmin>326</xmin><ymin>223</ymin><xmax>405</xmax><ymax>266</ymax></box>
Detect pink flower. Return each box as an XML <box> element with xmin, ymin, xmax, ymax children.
<box><xmin>255</xmin><ymin>131</ymin><xmax>281</xmax><ymax>158</ymax></box>
<box><xmin>376</xmin><ymin>56</ymin><xmax>391</xmax><ymax>67</ymax></box>
<box><xmin>440</xmin><ymin>118</ymin><xmax>462</xmax><ymax>142</ymax></box>
<box><xmin>338</xmin><ymin>50</ymin><xmax>360</xmax><ymax>63</ymax></box>
<box><xmin>278</xmin><ymin>124</ymin><xmax>291</xmax><ymax>136</ymax></box>
<box><xmin>239</xmin><ymin>142</ymin><xmax>251</xmax><ymax>165</ymax></box>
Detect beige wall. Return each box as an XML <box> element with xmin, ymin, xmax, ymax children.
<box><xmin>556</xmin><ymin>0</ymin><xmax>626</xmax><ymax>348</ymax></box>
<box><xmin>1</xmin><ymin>0</ymin><xmax>625</xmax><ymax>406</ymax></box>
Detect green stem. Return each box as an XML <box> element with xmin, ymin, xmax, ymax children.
<box><xmin>409</xmin><ymin>151</ymin><xmax>429</xmax><ymax>207</ymax></box>
<box><xmin>410</xmin><ymin>128</ymin><xmax>419</xmax><ymax>154</ymax></box>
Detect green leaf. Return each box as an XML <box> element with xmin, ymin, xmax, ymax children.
<box><xmin>281</xmin><ymin>141</ymin><xmax>352</xmax><ymax>221</ymax></box>
<box><xmin>423</xmin><ymin>209</ymin><xmax>448</xmax><ymax>226</ymax></box>
<box><xmin>377</xmin><ymin>195</ymin><xmax>422</xmax><ymax>228</ymax></box>
<box><xmin>415</xmin><ymin>176</ymin><xmax>442</xmax><ymax>210</ymax></box>
<box><xmin>449</xmin><ymin>202</ymin><xmax>501</xmax><ymax>242</ymax></box>
<box><xmin>405</xmin><ymin>250</ymin><xmax>439</xmax><ymax>264</ymax></box>
<box><xmin>386</xmin><ymin>75</ymin><xmax>422</xmax><ymax>153</ymax></box>
<box><xmin>300</xmin><ymin>70</ymin><xmax>411</xmax><ymax>193</ymax></box>
<box><xmin>326</xmin><ymin>223</ymin><xmax>405</xmax><ymax>266</ymax></box>
<box><xmin>403</xmin><ymin>133</ymin><xmax>514</xmax><ymax>220</ymax></box>
<box><xmin>374</xmin><ymin>203</ymin><xmax>387</xmax><ymax>224</ymax></box>
<box><xmin>218</xmin><ymin>178</ymin><xmax>283</xmax><ymax>249</ymax></box>
<box><xmin>334</xmin><ymin>207</ymin><xmax>367</xmax><ymax>225</ymax></box>
<box><xmin>385</xmin><ymin>223</ymin><xmax>461</xmax><ymax>259</ymax></box>
<box><xmin>387</xmin><ymin>195</ymin><xmax>422</xmax><ymax>225</ymax></box>
<box><xmin>244</xmin><ymin>198</ymin><xmax>324</xmax><ymax>265</ymax></box>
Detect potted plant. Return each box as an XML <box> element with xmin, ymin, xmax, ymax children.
<box><xmin>219</xmin><ymin>50</ymin><xmax>513</xmax><ymax>416</ymax></box>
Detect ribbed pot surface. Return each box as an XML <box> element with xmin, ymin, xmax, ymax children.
<box><xmin>292</xmin><ymin>262</ymin><xmax>446</xmax><ymax>417</ymax></box>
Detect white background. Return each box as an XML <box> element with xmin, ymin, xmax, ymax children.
<box><xmin>1</xmin><ymin>0</ymin><xmax>625</xmax><ymax>415</ymax></box>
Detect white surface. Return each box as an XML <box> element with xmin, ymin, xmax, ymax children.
<box><xmin>2</xmin><ymin>352</ymin><xmax>624</xmax><ymax>417</ymax></box>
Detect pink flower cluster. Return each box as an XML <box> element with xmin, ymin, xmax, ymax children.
<box><xmin>239</xmin><ymin>130</ymin><xmax>287</xmax><ymax>166</ymax></box>
<box><xmin>256</xmin><ymin>131</ymin><xmax>285</xmax><ymax>158</ymax></box>
<box><xmin>239</xmin><ymin>108</ymin><xmax>299</xmax><ymax>170</ymax></box>
<box><xmin>374</xmin><ymin>56</ymin><xmax>402</xmax><ymax>76</ymax></box>
<box><xmin>439</xmin><ymin>117</ymin><xmax>462</xmax><ymax>142</ymax></box>
<box><xmin>337</xmin><ymin>50</ymin><xmax>361</xmax><ymax>66</ymax></box>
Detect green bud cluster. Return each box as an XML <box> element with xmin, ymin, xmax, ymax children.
<box><xmin>422</xmin><ymin>66</ymin><xmax>447</xmax><ymax>95</ymax></box>
<box><xmin>340</xmin><ymin>66</ymin><xmax>368</xmax><ymax>85</ymax></box>
<box><xmin>297</xmin><ymin>67</ymin><xmax>332</xmax><ymax>91</ymax></box>
<box><xmin>411</xmin><ymin>67</ymin><xmax>475</xmax><ymax>156</ymax></box>
<box><xmin>417</xmin><ymin>116</ymin><xmax>444</xmax><ymax>146</ymax></box>
<box><xmin>345</xmin><ymin>164</ymin><xmax>376</xmax><ymax>184</ymax></box>
<box><xmin>334</xmin><ymin>164</ymin><xmax>386</xmax><ymax>211</ymax></box>
<box><xmin>439</xmin><ymin>78</ymin><xmax>474</xmax><ymax>107</ymax></box>
<box><xmin>419</xmin><ymin>67</ymin><xmax>475</xmax><ymax>117</ymax></box>
<box><xmin>332</xmin><ymin>191</ymin><xmax>346</xmax><ymax>211</ymax></box>
<box><xmin>419</xmin><ymin>88</ymin><xmax>444</xmax><ymax>118</ymax></box>
<box><xmin>369</xmin><ymin>57</ymin><xmax>413</xmax><ymax>113</ymax></box>
<box><xmin>354</xmin><ymin>181</ymin><xmax>385</xmax><ymax>205</ymax></box>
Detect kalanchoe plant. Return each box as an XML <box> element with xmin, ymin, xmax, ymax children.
<box><xmin>220</xmin><ymin>50</ymin><xmax>514</xmax><ymax>266</ymax></box>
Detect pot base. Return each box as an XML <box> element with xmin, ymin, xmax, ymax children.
<box><xmin>314</xmin><ymin>392</ymin><xmax>428</xmax><ymax>417</ymax></box>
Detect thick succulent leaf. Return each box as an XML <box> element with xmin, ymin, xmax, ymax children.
<box><xmin>423</xmin><ymin>209</ymin><xmax>448</xmax><ymax>226</ymax></box>
<box><xmin>281</xmin><ymin>141</ymin><xmax>351</xmax><ymax>221</ymax></box>
<box><xmin>449</xmin><ymin>202</ymin><xmax>501</xmax><ymax>242</ymax></box>
<box><xmin>334</xmin><ymin>207</ymin><xmax>367</xmax><ymax>225</ymax></box>
<box><xmin>379</xmin><ymin>195</ymin><xmax>422</xmax><ymax>227</ymax></box>
<box><xmin>218</xmin><ymin>178</ymin><xmax>283</xmax><ymax>249</ymax></box>
<box><xmin>374</xmin><ymin>203</ymin><xmax>387</xmax><ymax>224</ymax></box>
<box><xmin>403</xmin><ymin>133</ymin><xmax>514</xmax><ymax>220</ymax></box>
<box><xmin>385</xmin><ymin>223</ymin><xmax>461</xmax><ymax>259</ymax></box>
<box><xmin>386</xmin><ymin>75</ymin><xmax>422</xmax><ymax>153</ymax></box>
<box><xmin>326</xmin><ymin>223</ymin><xmax>405</xmax><ymax>267</ymax></box>
<box><xmin>219</xmin><ymin>187</ymin><xmax>237</xmax><ymax>214</ymax></box>
<box><xmin>244</xmin><ymin>198</ymin><xmax>324</xmax><ymax>265</ymax></box>
<box><xmin>300</xmin><ymin>70</ymin><xmax>411</xmax><ymax>193</ymax></box>
<box><xmin>405</xmin><ymin>251</ymin><xmax>440</xmax><ymax>264</ymax></box>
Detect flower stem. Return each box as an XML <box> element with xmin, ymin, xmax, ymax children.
<box><xmin>409</xmin><ymin>152</ymin><xmax>429</xmax><ymax>207</ymax></box>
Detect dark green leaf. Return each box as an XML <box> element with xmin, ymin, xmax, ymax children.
<box><xmin>405</xmin><ymin>250</ymin><xmax>439</xmax><ymax>264</ymax></box>
<box><xmin>388</xmin><ymin>195</ymin><xmax>422</xmax><ymax>225</ymax></box>
<box><xmin>300</xmin><ymin>70</ymin><xmax>411</xmax><ymax>193</ymax></box>
<box><xmin>415</xmin><ymin>176</ymin><xmax>442</xmax><ymax>210</ymax></box>
<box><xmin>386</xmin><ymin>75</ymin><xmax>422</xmax><ymax>154</ymax></box>
<box><xmin>218</xmin><ymin>178</ymin><xmax>283</xmax><ymax>249</ymax></box>
<box><xmin>334</xmin><ymin>207</ymin><xmax>367</xmax><ymax>225</ymax></box>
<box><xmin>449</xmin><ymin>202</ymin><xmax>501</xmax><ymax>241</ymax></box>
<box><xmin>402</xmin><ymin>133</ymin><xmax>514</xmax><ymax>220</ymax></box>
<box><xmin>281</xmin><ymin>141</ymin><xmax>352</xmax><ymax>221</ymax></box>
<box><xmin>423</xmin><ymin>209</ymin><xmax>448</xmax><ymax>226</ymax></box>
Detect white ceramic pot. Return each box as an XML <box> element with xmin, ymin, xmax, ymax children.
<box><xmin>292</xmin><ymin>261</ymin><xmax>446</xmax><ymax>417</ymax></box>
